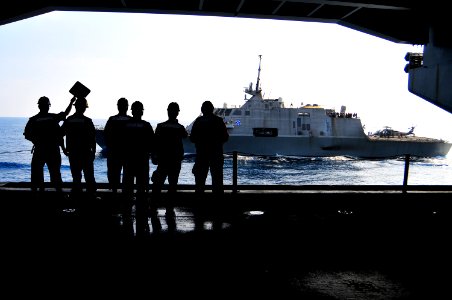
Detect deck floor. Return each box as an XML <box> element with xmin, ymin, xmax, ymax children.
<box><xmin>2</xmin><ymin>185</ymin><xmax>452</xmax><ymax>298</ymax></box>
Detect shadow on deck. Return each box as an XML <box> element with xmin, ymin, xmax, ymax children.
<box><xmin>1</xmin><ymin>182</ymin><xmax>452</xmax><ymax>298</ymax></box>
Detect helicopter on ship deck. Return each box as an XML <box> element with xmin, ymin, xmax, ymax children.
<box><xmin>373</xmin><ymin>126</ymin><xmax>415</xmax><ymax>138</ymax></box>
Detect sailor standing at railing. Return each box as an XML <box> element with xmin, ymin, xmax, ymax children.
<box><xmin>104</xmin><ymin>97</ymin><xmax>131</xmax><ymax>194</ymax></box>
<box><xmin>190</xmin><ymin>100</ymin><xmax>229</xmax><ymax>229</ymax></box>
<box><xmin>24</xmin><ymin>96</ymin><xmax>76</xmax><ymax>197</ymax></box>
<box><xmin>122</xmin><ymin>101</ymin><xmax>155</xmax><ymax>237</ymax></box>
<box><xmin>62</xmin><ymin>97</ymin><xmax>97</xmax><ymax>199</ymax></box>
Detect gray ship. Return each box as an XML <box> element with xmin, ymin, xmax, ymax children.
<box><xmin>96</xmin><ymin>56</ymin><xmax>451</xmax><ymax>158</ymax></box>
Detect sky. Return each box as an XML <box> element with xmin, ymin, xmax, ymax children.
<box><xmin>1</xmin><ymin>11</ymin><xmax>452</xmax><ymax>141</ymax></box>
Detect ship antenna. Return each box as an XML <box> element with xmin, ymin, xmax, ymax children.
<box><xmin>255</xmin><ymin>54</ymin><xmax>262</xmax><ymax>92</ymax></box>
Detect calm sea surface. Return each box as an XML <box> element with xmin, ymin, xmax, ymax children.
<box><xmin>1</xmin><ymin>117</ymin><xmax>451</xmax><ymax>185</ymax></box>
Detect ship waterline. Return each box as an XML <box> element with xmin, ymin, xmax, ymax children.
<box><xmin>177</xmin><ymin>135</ymin><xmax>450</xmax><ymax>158</ymax></box>
<box><xmin>96</xmin><ymin>115</ymin><xmax>451</xmax><ymax>159</ymax></box>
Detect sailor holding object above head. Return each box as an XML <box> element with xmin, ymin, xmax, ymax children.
<box><xmin>24</xmin><ymin>95</ymin><xmax>76</xmax><ymax>195</ymax></box>
<box><xmin>62</xmin><ymin>96</ymin><xmax>97</xmax><ymax>196</ymax></box>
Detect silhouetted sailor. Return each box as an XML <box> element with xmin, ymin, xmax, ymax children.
<box><xmin>62</xmin><ymin>97</ymin><xmax>97</xmax><ymax>197</ymax></box>
<box><xmin>190</xmin><ymin>100</ymin><xmax>229</xmax><ymax>196</ymax></box>
<box><xmin>24</xmin><ymin>96</ymin><xmax>75</xmax><ymax>194</ymax></box>
<box><xmin>122</xmin><ymin>101</ymin><xmax>155</xmax><ymax>236</ymax></box>
<box><xmin>104</xmin><ymin>97</ymin><xmax>131</xmax><ymax>193</ymax></box>
<box><xmin>151</xmin><ymin>102</ymin><xmax>188</xmax><ymax>219</ymax></box>
<box><xmin>190</xmin><ymin>101</ymin><xmax>228</xmax><ymax>230</ymax></box>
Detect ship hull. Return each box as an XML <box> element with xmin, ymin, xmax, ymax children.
<box><xmin>96</xmin><ymin>129</ymin><xmax>451</xmax><ymax>158</ymax></box>
<box><xmin>183</xmin><ymin>135</ymin><xmax>451</xmax><ymax>158</ymax></box>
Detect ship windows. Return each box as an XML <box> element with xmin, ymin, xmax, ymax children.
<box><xmin>215</xmin><ymin>108</ymin><xmax>233</xmax><ymax>116</ymax></box>
<box><xmin>245</xmin><ymin>111</ymin><xmax>250</xmax><ymax>116</ymax></box>
<box><xmin>298</xmin><ymin>112</ymin><xmax>310</xmax><ymax>117</ymax></box>
<box><xmin>301</xmin><ymin>124</ymin><xmax>311</xmax><ymax>130</ymax></box>
<box><xmin>253</xmin><ymin>128</ymin><xmax>278</xmax><ymax>137</ymax></box>
<box><xmin>298</xmin><ymin>119</ymin><xmax>311</xmax><ymax>131</ymax></box>
<box><xmin>232</xmin><ymin>110</ymin><xmax>242</xmax><ymax>115</ymax></box>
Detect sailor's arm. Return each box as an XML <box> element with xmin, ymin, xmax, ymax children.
<box><xmin>181</xmin><ymin>124</ymin><xmax>189</xmax><ymax>139</ymax></box>
<box><xmin>23</xmin><ymin>118</ymin><xmax>35</xmax><ymax>143</ymax></box>
<box><xmin>88</xmin><ymin>120</ymin><xmax>97</xmax><ymax>155</ymax></box>
<box><xmin>55</xmin><ymin>96</ymin><xmax>76</xmax><ymax>122</ymax></box>
<box><xmin>63</xmin><ymin>96</ymin><xmax>77</xmax><ymax>117</ymax></box>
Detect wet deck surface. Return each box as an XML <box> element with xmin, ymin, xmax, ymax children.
<box><xmin>2</xmin><ymin>185</ymin><xmax>452</xmax><ymax>298</ymax></box>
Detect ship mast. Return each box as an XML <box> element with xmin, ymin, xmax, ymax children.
<box><xmin>255</xmin><ymin>54</ymin><xmax>262</xmax><ymax>93</ymax></box>
<box><xmin>244</xmin><ymin>55</ymin><xmax>263</xmax><ymax>98</ymax></box>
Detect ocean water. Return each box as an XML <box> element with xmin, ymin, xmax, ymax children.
<box><xmin>1</xmin><ymin>117</ymin><xmax>452</xmax><ymax>185</ymax></box>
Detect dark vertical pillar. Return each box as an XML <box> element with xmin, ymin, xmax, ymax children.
<box><xmin>403</xmin><ymin>154</ymin><xmax>410</xmax><ymax>193</ymax></box>
<box><xmin>233</xmin><ymin>151</ymin><xmax>238</xmax><ymax>194</ymax></box>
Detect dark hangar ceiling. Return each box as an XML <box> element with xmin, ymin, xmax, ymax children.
<box><xmin>0</xmin><ymin>1</ymin><xmax>444</xmax><ymax>45</ymax></box>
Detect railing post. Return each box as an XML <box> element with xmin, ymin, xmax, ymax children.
<box><xmin>233</xmin><ymin>151</ymin><xmax>238</xmax><ymax>194</ymax></box>
<box><xmin>402</xmin><ymin>154</ymin><xmax>410</xmax><ymax>193</ymax></box>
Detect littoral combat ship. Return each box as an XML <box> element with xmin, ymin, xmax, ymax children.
<box><xmin>96</xmin><ymin>56</ymin><xmax>451</xmax><ymax>159</ymax></box>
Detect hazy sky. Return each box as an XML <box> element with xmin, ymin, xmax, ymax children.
<box><xmin>1</xmin><ymin>11</ymin><xmax>452</xmax><ymax>141</ymax></box>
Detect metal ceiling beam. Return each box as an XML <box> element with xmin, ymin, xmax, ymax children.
<box><xmin>0</xmin><ymin>1</ymin><xmax>433</xmax><ymax>45</ymax></box>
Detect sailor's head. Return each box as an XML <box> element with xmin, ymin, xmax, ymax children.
<box><xmin>167</xmin><ymin>102</ymin><xmax>179</xmax><ymax>112</ymax></box>
<box><xmin>168</xmin><ymin>102</ymin><xmax>179</xmax><ymax>112</ymax></box>
<box><xmin>201</xmin><ymin>101</ymin><xmax>214</xmax><ymax>115</ymax></box>
<box><xmin>167</xmin><ymin>102</ymin><xmax>180</xmax><ymax>119</ymax></box>
<box><xmin>38</xmin><ymin>96</ymin><xmax>50</xmax><ymax>106</ymax></box>
<box><xmin>117</xmin><ymin>97</ymin><xmax>128</xmax><ymax>105</ymax></box>
<box><xmin>74</xmin><ymin>97</ymin><xmax>88</xmax><ymax>110</ymax></box>
<box><xmin>117</xmin><ymin>97</ymin><xmax>128</xmax><ymax>112</ymax></box>
<box><xmin>37</xmin><ymin>96</ymin><xmax>51</xmax><ymax>112</ymax></box>
<box><xmin>131</xmin><ymin>101</ymin><xmax>144</xmax><ymax>118</ymax></box>
<box><xmin>131</xmin><ymin>101</ymin><xmax>144</xmax><ymax>111</ymax></box>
